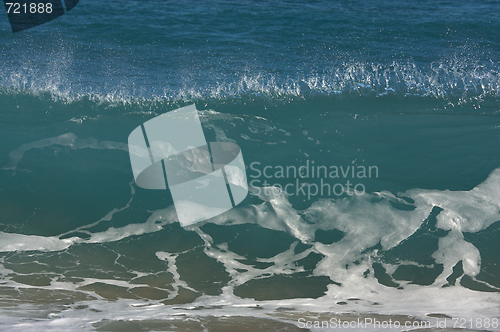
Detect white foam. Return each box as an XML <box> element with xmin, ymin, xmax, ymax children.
<box><xmin>0</xmin><ymin>232</ymin><xmax>76</xmax><ymax>252</ymax></box>
<box><xmin>408</xmin><ymin>168</ymin><xmax>500</xmax><ymax>233</ymax></box>
<box><xmin>155</xmin><ymin>251</ymin><xmax>197</xmax><ymax>298</ymax></box>
<box><xmin>1</xmin><ymin>133</ymin><xmax>128</xmax><ymax>170</ymax></box>
<box><xmin>184</xmin><ymin>168</ymin><xmax>500</xmax><ymax>317</ymax></box>
<box><xmin>432</xmin><ymin>229</ymin><xmax>481</xmax><ymax>280</ymax></box>
<box><xmin>84</xmin><ymin>205</ymin><xmax>178</xmax><ymax>244</ymax></box>
<box><xmin>0</xmin><ymin>166</ymin><xmax>499</xmax><ymax>332</ymax></box>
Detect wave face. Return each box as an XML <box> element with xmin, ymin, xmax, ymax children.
<box><xmin>0</xmin><ymin>0</ymin><xmax>499</xmax><ymax>331</ymax></box>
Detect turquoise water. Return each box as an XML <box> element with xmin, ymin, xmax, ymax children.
<box><xmin>0</xmin><ymin>1</ymin><xmax>500</xmax><ymax>330</ymax></box>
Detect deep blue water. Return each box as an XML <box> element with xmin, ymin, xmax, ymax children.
<box><xmin>0</xmin><ymin>1</ymin><xmax>499</xmax><ymax>331</ymax></box>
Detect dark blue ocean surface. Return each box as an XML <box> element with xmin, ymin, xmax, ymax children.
<box><xmin>0</xmin><ymin>1</ymin><xmax>499</xmax><ymax>331</ymax></box>
<box><xmin>1</xmin><ymin>0</ymin><xmax>500</xmax><ymax>99</ymax></box>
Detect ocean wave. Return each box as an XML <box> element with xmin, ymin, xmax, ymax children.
<box><xmin>0</xmin><ymin>58</ymin><xmax>499</xmax><ymax>106</ymax></box>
